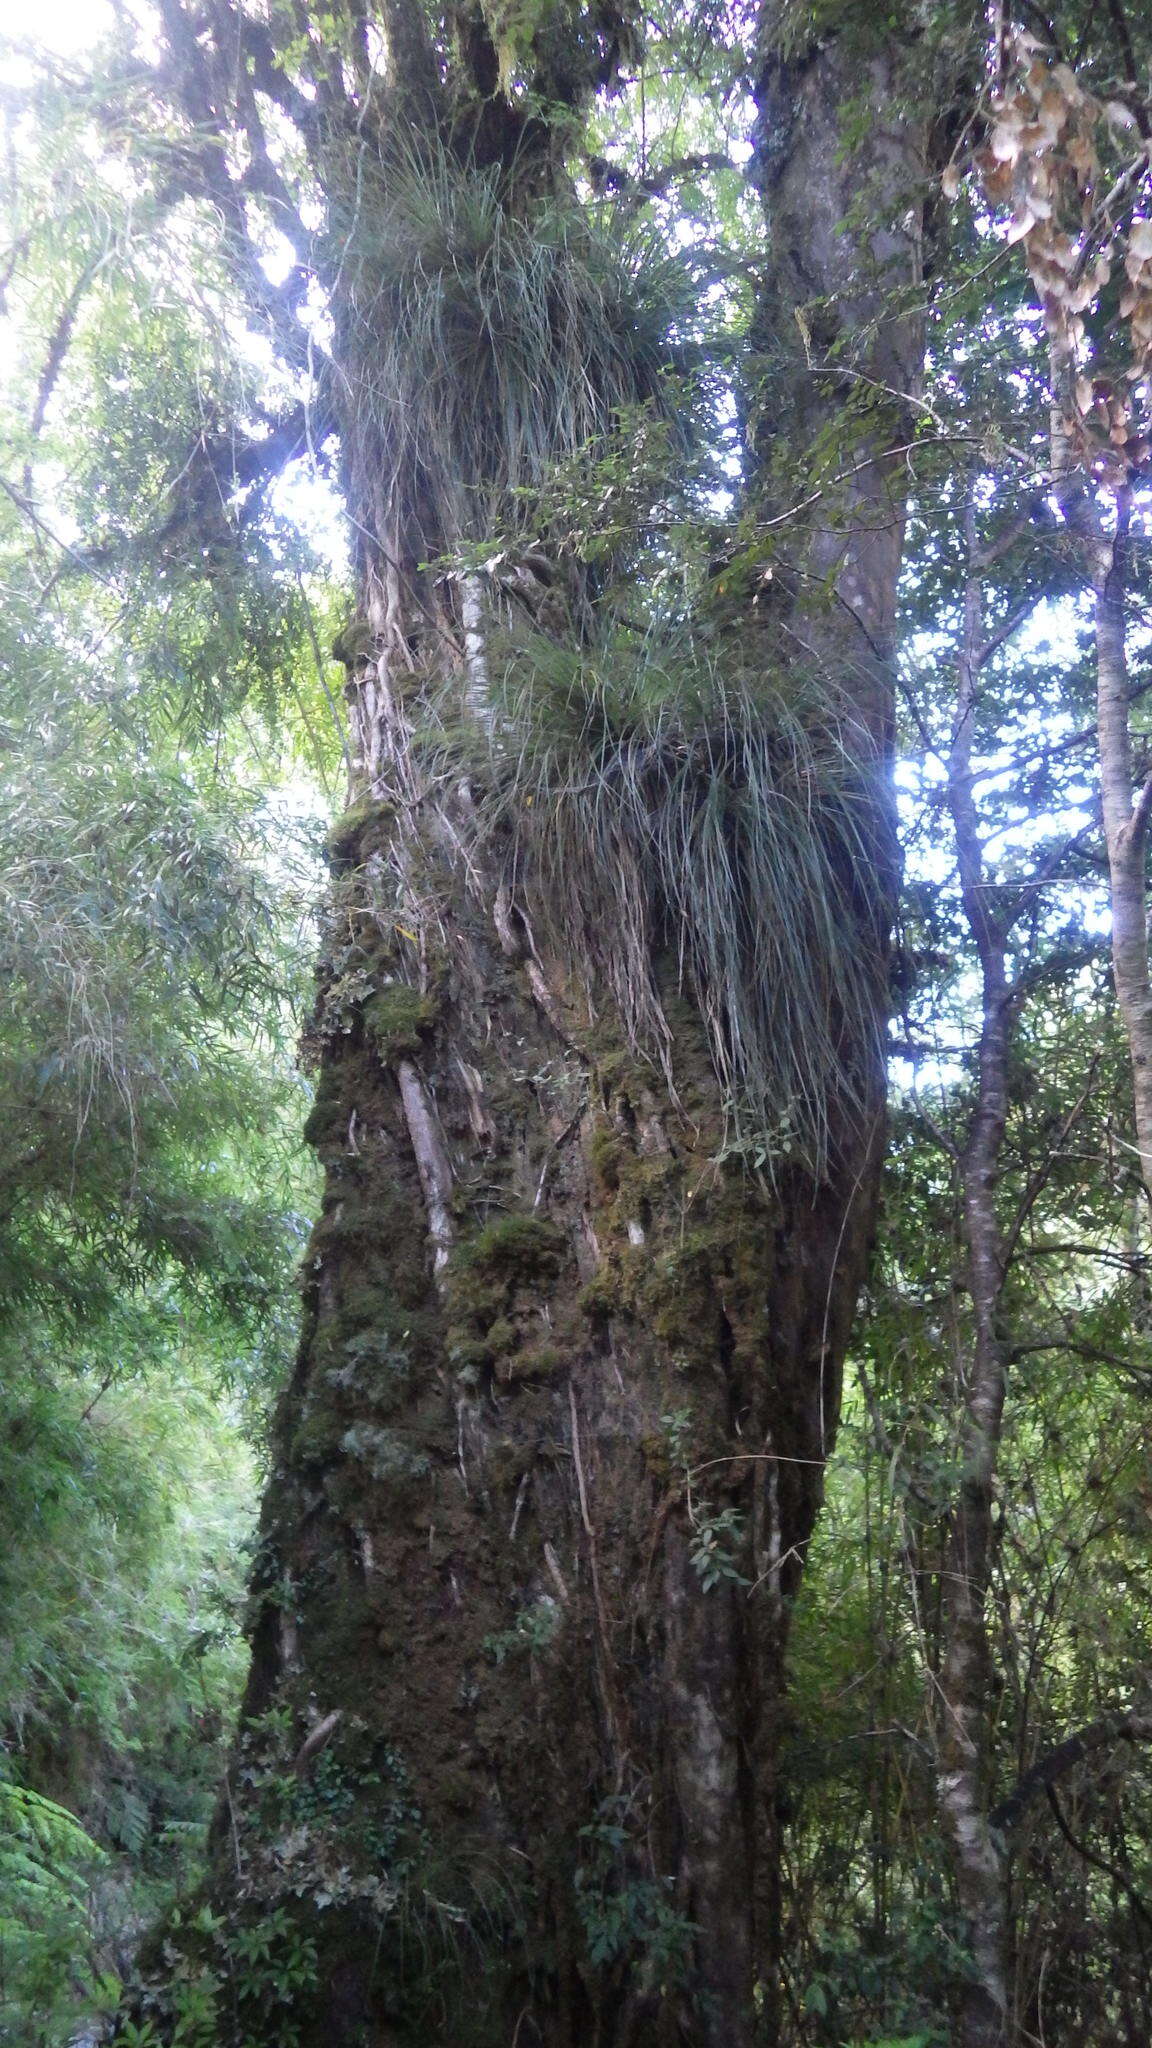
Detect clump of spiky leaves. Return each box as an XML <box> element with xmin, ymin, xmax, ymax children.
<box><xmin>334</xmin><ymin>136</ymin><xmax>693</xmax><ymax>551</ymax></box>
<box><xmin>449</xmin><ymin>641</ymin><xmax>886</xmax><ymax>1176</ymax></box>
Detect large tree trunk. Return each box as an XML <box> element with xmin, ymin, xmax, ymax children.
<box><xmin>135</xmin><ymin>6</ymin><xmax>933</xmax><ymax>2044</ymax></box>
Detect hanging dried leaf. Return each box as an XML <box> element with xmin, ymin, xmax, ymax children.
<box><xmin>976</xmin><ymin>31</ymin><xmax>1152</xmax><ymax>475</ymax></box>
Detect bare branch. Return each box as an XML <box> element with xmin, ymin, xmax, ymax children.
<box><xmin>1128</xmin><ymin>768</ymin><xmax>1152</xmax><ymax>850</ymax></box>
<box><xmin>976</xmin><ymin>595</ymin><xmax>1043</xmax><ymax>669</ymax></box>
<box><xmin>988</xmin><ymin>1709</ymin><xmax>1152</xmax><ymax>1832</ymax></box>
<box><xmin>0</xmin><ymin>473</ymin><xmax>115</xmax><ymax>583</ymax></box>
<box><xmin>24</xmin><ymin>260</ymin><xmax>98</xmax><ymax>479</ymax></box>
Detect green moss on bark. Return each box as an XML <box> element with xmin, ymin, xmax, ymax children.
<box><xmin>325</xmin><ymin>797</ymin><xmax>395</xmax><ymax>872</ymax></box>
<box><xmin>445</xmin><ymin>1214</ymin><xmax>567</xmax><ymax>1379</ymax></box>
<box><xmin>302</xmin><ymin>1064</ymin><xmax>349</xmax><ymax>1149</ymax></box>
<box><xmin>362</xmin><ymin>983</ymin><xmax>438</xmax><ymax>1061</ymax></box>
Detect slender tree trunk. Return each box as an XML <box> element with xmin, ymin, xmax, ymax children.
<box><xmin>134</xmin><ymin>5</ymin><xmax>933</xmax><ymax>2043</ymax></box>
<box><xmin>939</xmin><ymin>486</ymin><xmax>1014</xmax><ymax>2048</ymax></box>
<box><xmin>1043</xmin><ymin>339</ymin><xmax>1152</xmax><ymax>1204</ymax></box>
<box><xmin>1057</xmin><ymin>480</ymin><xmax>1152</xmax><ymax>1202</ymax></box>
<box><xmin>1092</xmin><ymin>505</ymin><xmax>1152</xmax><ymax>1198</ymax></box>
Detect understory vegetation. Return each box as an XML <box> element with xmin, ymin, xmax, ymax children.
<box><xmin>4</xmin><ymin>1</ymin><xmax>1152</xmax><ymax>2045</ymax></box>
<box><xmin>0</xmin><ymin>117</ymin><xmax>327</xmax><ymax>2028</ymax></box>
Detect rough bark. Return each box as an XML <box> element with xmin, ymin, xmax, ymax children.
<box><xmin>129</xmin><ymin>5</ymin><xmax>933</xmax><ymax>2043</ymax></box>
<box><xmin>749</xmin><ymin>9</ymin><xmax>929</xmax><ymax>750</ymax></box>
<box><xmin>232</xmin><ymin>774</ymin><xmax>887</xmax><ymax>2048</ymax></box>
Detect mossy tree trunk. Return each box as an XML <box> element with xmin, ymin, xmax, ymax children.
<box><xmin>135</xmin><ymin>3</ymin><xmax>937</xmax><ymax>2042</ymax></box>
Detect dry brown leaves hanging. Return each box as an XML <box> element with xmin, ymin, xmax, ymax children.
<box><xmin>954</xmin><ymin>29</ymin><xmax>1152</xmax><ymax>479</ymax></box>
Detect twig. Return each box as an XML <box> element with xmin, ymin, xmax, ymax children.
<box><xmin>293</xmin><ymin>1708</ymin><xmax>343</xmax><ymax>1776</ymax></box>
<box><xmin>0</xmin><ymin>474</ymin><xmax>115</xmax><ymax>584</ymax></box>
<box><xmin>79</xmin><ymin>1371</ymin><xmax>117</xmax><ymax>1423</ymax></box>
<box><xmin>568</xmin><ymin>1382</ymin><xmax>626</xmax><ymax>1772</ymax></box>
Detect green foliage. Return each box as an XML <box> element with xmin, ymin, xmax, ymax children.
<box><xmin>688</xmin><ymin>1504</ymin><xmax>750</xmax><ymax>1591</ymax></box>
<box><xmin>574</xmin><ymin>1799</ymin><xmax>696</xmax><ymax>1985</ymax></box>
<box><xmin>658</xmin><ymin>1408</ymin><xmax>751</xmax><ymax>1590</ymax></box>
<box><xmin>483</xmin><ymin>1598</ymin><xmax>561</xmax><ymax>1664</ymax></box>
<box><xmin>113</xmin><ymin>1901</ymin><xmax>319</xmax><ymax>2048</ymax></box>
<box><xmin>0</xmin><ymin>57</ymin><xmax>329</xmax><ymax>2048</ymax></box>
<box><xmin>0</xmin><ymin>749</ymin><xmax>305</xmax><ymax>1324</ymax></box>
<box><xmin>0</xmin><ymin>1359</ymin><xmax>255</xmax><ymax>1809</ymax></box>
<box><xmin>782</xmin><ymin>695</ymin><xmax>1152</xmax><ymax>2040</ymax></box>
<box><xmin>0</xmin><ymin>83</ymin><xmax>325</xmax><ymax>1353</ymax></box>
<box><xmin>494</xmin><ymin>389</ymin><xmax>727</xmax><ymax>604</ymax></box>
<box><xmin>0</xmin><ymin>193</ymin><xmax>323</xmax><ymax>1355</ymax></box>
<box><xmin>224</xmin><ymin>1708</ymin><xmax>422</xmax><ymax>1903</ymax></box>
<box><xmin>0</xmin><ymin>1777</ymin><xmax>112</xmax><ymax>2046</ymax></box>
<box><xmin>0</xmin><ymin>54</ymin><xmax>349</xmax><ymax>778</ymax></box>
<box><xmin>0</xmin><ymin>639</ymin><xmax>311</xmax><ymax>2032</ymax></box>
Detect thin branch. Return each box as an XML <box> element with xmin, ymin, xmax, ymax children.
<box><xmin>1044</xmin><ymin>1783</ymin><xmax>1152</xmax><ymax>1930</ymax></box>
<box><xmin>973</xmin><ymin>504</ymin><xmax>1045</xmax><ymax>573</ymax></box>
<box><xmin>752</xmin><ymin>435</ymin><xmax>981</xmax><ymax>536</ymax></box>
<box><xmin>569</xmin><ymin>1381</ymin><xmax>627</xmax><ymax>1771</ymax></box>
<box><xmin>78</xmin><ymin>397</ymin><xmax>333</xmax><ymax>573</ymax></box>
<box><xmin>24</xmin><ymin>259</ymin><xmax>100</xmax><ymax>486</ymax></box>
<box><xmin>976</xmin><ymin>594</ymin><xmax>1043</xmax><ymax>669</ymax></box>
<box><xmin>79</xmin><ymin>1370</ymin><xmax>118</xmax><ymax>1423</ymax></box>
<box><xmin>588</xmin><ymin>150</ymin><xmax>734</xmax><ymax>202</ymax></box>
<box><xmin>1128</xmin><ymin>768</ymin><xmax>1152</xmax><ymax>851</ymax></box>
<box><xmin>1001</xmin><ymin>1056</ymin><xmax>1100</xmax><ymax>1272</ymax></box>
<box><xmin>0</xmin><ymin>473</ymin><xmax>115</xmax><ymax>584</ymax></box>
<box><xmin>235</xmin><ymin>8</ymin><xmax>323</xmax><ymax>142</ymax></box>
<box><xmin>983</xmin><ymin>1703</ymin><xmax>1147</xmax><ymax>1835</ymax></box>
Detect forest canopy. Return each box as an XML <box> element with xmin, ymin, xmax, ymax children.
<box><xmin>3</xmin><ymin>3</ymin><xmax>1152</xmax><ymax>2047</ymax></box>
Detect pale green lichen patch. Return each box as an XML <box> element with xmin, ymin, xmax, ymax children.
<box><xmin>340</xmin><ymin>1423</ymin><xmax>431</xmax><ymax>1486</ymax></box>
